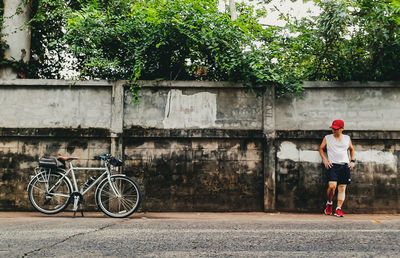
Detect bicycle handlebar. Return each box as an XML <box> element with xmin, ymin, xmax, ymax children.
<box><xmin>99</xmin><ymin>154</ymin><xmax>112</xmax><ymax>161</ymax></box>
<box><xmin>99</xmin><ymin>154</ymin><xmax>123</xmax><ymax>166</ymax></box>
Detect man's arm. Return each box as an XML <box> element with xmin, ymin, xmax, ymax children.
<box><xmin>319</xmin><ymin>137</ymin><xmax>332</xmax><ymax>169</ymax></box>
<box><xmin>348</xmin><ymin>139</ymin><xmax>355</xmax><ymax>170</ymax></box>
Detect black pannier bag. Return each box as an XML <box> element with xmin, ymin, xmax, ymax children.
<box><xmin>38</xmin><ymin>157</ymin><xmax>65</xmax><ymax>169</ymax></box>
<box><xmin>110</xmin><ymin>157</ymin><xmax>123</xmax><ymax>166</ymax></box>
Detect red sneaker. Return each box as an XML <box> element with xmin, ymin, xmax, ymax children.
<box><xmin>324</xmin><ymin>203</ymin><xmax>333</xmax><ymax>215</ymax></box>
<box><xmin>334</xmin><ymin>208</ymin><xmax>344</xmax><ymax>217</ymax></box>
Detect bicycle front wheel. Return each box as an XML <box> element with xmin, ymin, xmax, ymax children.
<box><xmin>28</xmin><ymin>170</ymin><xmax>72</xmax><ymax>214</ymax></box>
<box><xmin>96</xmin><ymin>175</ymin><xmax>141</xmax><ymax>218</ymax></box>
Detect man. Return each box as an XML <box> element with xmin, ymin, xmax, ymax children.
<box><xmin>319</xmin><ymin>119</ymin><xmax>355</xmax><ymax>217</ymax></box>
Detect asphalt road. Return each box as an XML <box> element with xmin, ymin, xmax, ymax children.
<box><xmin>0</xmin><ymin>212</ymin><xmax>399</xmax><ymax>257</ymax></box>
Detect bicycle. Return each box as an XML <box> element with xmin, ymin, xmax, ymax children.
<box><xmin>27</xmin><ymin>154</ymin><xmax>141</xmax><ymax>218</ymax></box>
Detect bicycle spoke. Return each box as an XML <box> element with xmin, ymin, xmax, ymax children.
<box><xmin>121</xmin><ymin>193</ymin><xmax>136</xmax><ymax>202</ymax></box>
<box><xmin>100</xmin><ymin>195</ymin><xmax>118</xmax><ymax>205</ymax></box>
<box><xmin>48</xmin><ymin>179</ymin><xmax>63</xmax><ymax>192</ymax></box>
<box><xmin>119</xmin><ymin>199</ymin><xmax>131</xmax><ymax>211</ymax></box>
<box><xmin>120</xmin><ymin>197</ymin><xmax>135</xmax><ymax>209</ymax></box>
<box><xmin>121</xmin><ymin>184</ymin><xmax>134</xmax><ymax>193</ymax></box>
<box><xmin>31</xmin><ymin>184</ymin><xmax>47</xmax><ymax>193</ymax></box>
<box><xmin>118</xmin><ymin>197</ymin><xmax>131</xmax><ymax>208</ymax></box>
<box><xmin>118</xmin><ymin>197</ymin><xmax>134</xmax><ymax>212</ymax></box>
<box><xmin>101</xmin><ymin>188</ymin><xmax>117</xmax><ymax>198</ymax></box>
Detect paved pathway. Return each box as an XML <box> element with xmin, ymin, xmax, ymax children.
<box><xmin>0</xmin><ymin>212</ymin><xmax>399</xmax><ymax>257</ymax></box>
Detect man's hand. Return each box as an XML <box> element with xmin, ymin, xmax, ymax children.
<box><xmin>349</xmin><ymin>161</ymin><xmax>355</xmax><ymax>170</ymax></box>
<box><xmin>323</xmin><ymin>158</ymin><xmax>332</xmax><ymax>169</ymax></box>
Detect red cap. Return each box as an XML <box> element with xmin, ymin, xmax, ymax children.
<box><xmin>330</xmin><ymin>119</ymin><xmax>344</xmax><ymax>129</ymax></box>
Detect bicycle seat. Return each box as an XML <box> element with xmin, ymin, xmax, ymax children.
<box><xmin>57</xmin><ymin>156</ymin><xmax>79</xmax><ymax>161</ymax></box>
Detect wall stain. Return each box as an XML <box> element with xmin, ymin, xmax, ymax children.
<box><xmin>124</xmin><ymin>138</ymin><xmax>264</xmax><ymax>211</ymax></box>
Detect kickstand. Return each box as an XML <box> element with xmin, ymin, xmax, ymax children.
<box><xmin>71</xmin><ymin>195</ymin><xmax>84</xmax><ymax>218</ymax></box>
<box><xmin>72</xmin><ymin>210</ymin><xmax>84</xmax><ymax>218</ymax></box>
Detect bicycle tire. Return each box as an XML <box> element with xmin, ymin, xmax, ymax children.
<box><xmin>28</xmin><ymin>170</ymin><xmax>72</xmax><ymax>214</ymax></box>
<box><xmin>96</xmin><ymin>175</ymin><xmax>141</xmax><ymax>218</ymax></box>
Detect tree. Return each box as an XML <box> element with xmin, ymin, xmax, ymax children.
<box><xmin>303</xmin><ymin>0</ymin><xmax>400</xmax><ymax>81</ymax></box>
<box><xmin>25</xmin><ymin>0</ymin><xmax>304</xmax><ymax>97</ymax></box>
<box><xmin>3</xmin><ymin>0</ymin><xmax>400</xmax><ymax>97</ymax></box>
<box><xmin>0</xmin><ymin>0</ymin><xmax>32</xmax><ymax>79</ymax></box>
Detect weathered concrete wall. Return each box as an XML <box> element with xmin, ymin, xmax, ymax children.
<box><xmin>0</xmin><ymin>81</ymin><xmax>112</xmax><ymax>128</ymax></box>
<box><xmin>0</xmin><ymin>80</ymin><xmax>266</xmax><ymax>212</ymax></box>
<box><xmin>123</xmin><ymin>136</ymin><xmax>264</xmax><ymax>211</ymax></box>
<box><xmin>0</xmin><ymin>79</ymin><xmax>399</xmax><ymax>213</ymax></box>
<box><xmin>123</xmin><ymin>81</ymin><xmax>266</xmax><ymax>211</ymax></box>
<box><xmin>275</xmin><ymin>81</ymin><xmax>400</xmax><ymax>130</ymax></box>
<box><xmin>124</xmin><ymin>81</ymin><xmax>262</xmax><ymax>129</ymax></box>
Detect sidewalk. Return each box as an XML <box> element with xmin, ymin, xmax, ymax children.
<box><xmin>1</xmin><ymin>211</ymin><xmax>399</xmax><ymax>221</ymax></box>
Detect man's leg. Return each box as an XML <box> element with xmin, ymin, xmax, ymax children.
<box><xmin>336</xmin><ymin>184</ymin><xmax>346</xmax><ymax>208</ymax></box>
<box><xmin>334</xmin><ymin>164</ymin><xmax>350</xmax><ymax>217</ymax></box>
<box><xmin>334</xmin><ymin>184</ymin><xmax>346</xmax><ymax>217</ymax></box>
<box><xmin>324</xmin><ymin>181</ymin><xmax>337</xmax><ymax>215</ymax></box>
<box><xmin>327</xmin><ymin>181</ymin><xmax>337</xmax><ymax>202</ymax></box>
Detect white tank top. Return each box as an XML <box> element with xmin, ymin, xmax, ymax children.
<box><xmin>325</xmin><ymin>134</ymin><xmax>350</xmax><ymax>164</ymax></box>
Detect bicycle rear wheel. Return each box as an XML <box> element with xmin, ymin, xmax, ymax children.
<box><xmin>28</xmin><ymin>170</ymin><xmax>72</xmax><ymax>214</ymax></box>
<box><xmin>96</xmin><ymin>175</ymin><xmax>141</xmax><ymax>218</ymax></box>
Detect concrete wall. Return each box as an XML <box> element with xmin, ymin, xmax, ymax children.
<box><xmin>0</xmin><ymin>79</ymin><xmax>399</xmax><ymax>213</ymax></box>
<box><xmin>276</xmin><ymin>81</ymin><xmax>400</xmax><ymax>130</ymax></box>
<box><xmin>124</xmin><ymin>82</ymin><xmax>262</xmax><ymax>129</ymax></box>
<box><xmin>0</xmin><ymin>83</ymin><xmax>112</xmax><ymax>128</ymax></box>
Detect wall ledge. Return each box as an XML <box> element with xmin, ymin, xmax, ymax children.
<box><xmin>276</xmin><ymin>130</ymin><xmax>400</xmax><ymax>140</ymax></box>
<box><xmin>303</xmin><ymin>81</ymin><xmax>400</xmax><ymax>88</ymax></box>
<box><xmin>123</xmin><ymin>128</ymin><xmax>264</xmax><ymax>139</ymax></box>
<box><xmin>0</xmin><ymin>79</ymin><xmax>113</xmax><ymax>87</ymax></box>
<box><xmin>0</xmin><ymin>128</ymin><xmax>110</xmax><ymax>137</ymax></box>
<box><xmin>3</xmin><ymin>128</ymin><xmax>398</xmax><ymax>140</ymax></box>
<box><xmin>2</xmin><ymin>79</ymin><xmax>400</xmax><ymax>89</ymax></box>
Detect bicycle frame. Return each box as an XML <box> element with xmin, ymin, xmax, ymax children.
<box><xmin>29</xmin><ymin>160</ymin><xmax>122</xmax><ymax>199</ymax></box>
<box><xmin>68</xmin><ymin>162</ymin><xmax>108</xmax><ymax>195</ymax></box>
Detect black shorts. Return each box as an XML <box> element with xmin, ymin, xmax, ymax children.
<box><xmin>328</xmin><ymin>164</ymin><xmax>351</xmax><ymax>184</ymax></box>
